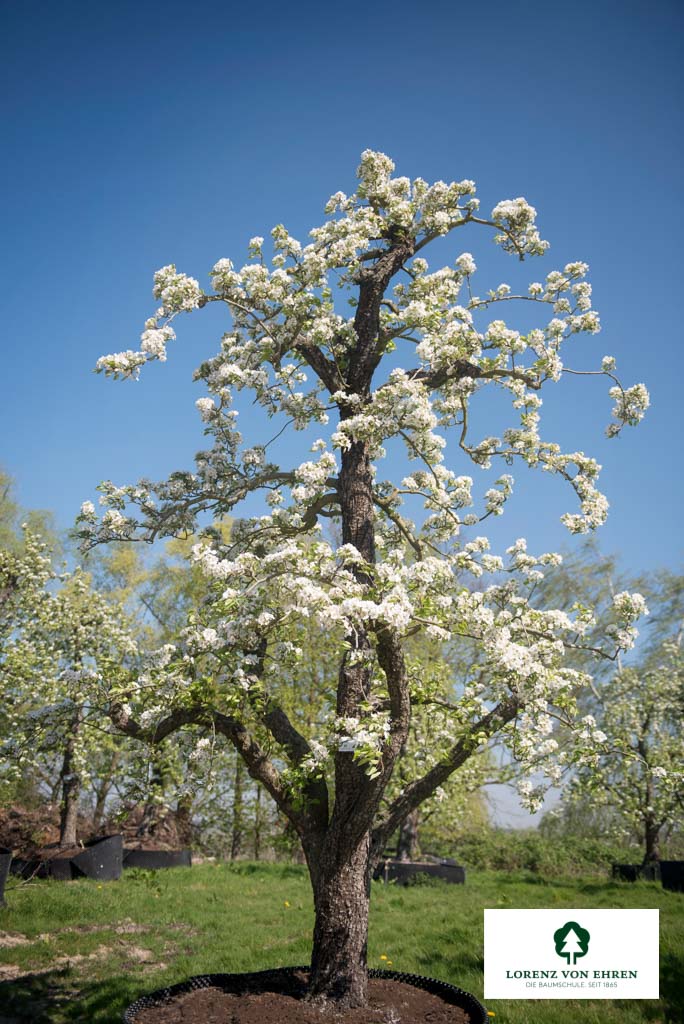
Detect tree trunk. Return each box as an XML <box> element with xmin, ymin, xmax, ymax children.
<box><xmin>305</xmin><ymin>248</ymin><xmax>413</xmax><ymax>1009</ymax></box>
<box><xmin>253</xmin><ymin>784</ymin><xmax>263</xmax><ymax>860</ymax></box>
<box><xmin>307</xmin><ymin>831</ymin><xmax>371</xmax><ymax>1008</ymax></box>
<box><xmin>92</xmin><ymin>787</ymin><xmax>107</xmax><ymax>832</ymax></box>
<box><xmin>58</xmin><ymin>709</ymin><xmax>83</xmax><ymax>848</ymax></box>
<box><xmin>92</xmin><ymin>749</ymin><xmax>121</xmax><ymax>830</ymax></box>
<box><xmin>396</xmin><ymin>808</ymin><xmax>420</xmax><ymax>861</ymax></box>
<box><xmin>644</xmin><ymin>819</ymin><xmax>661</xmax><ymax>864</ymax></box>
<box><xmin>642</xmin><ymin>771</ymin><xmax>660</xmax><ymax>864</ymax></box>
<box><xmin>176</xmin><ymin>793</ymin><xmax>193</xmax><ymax>847</ymax></box>
<box><xmin>231</xmin><ymin>754</ymin><xmax>244</xmax><ymax>860</ymax></box>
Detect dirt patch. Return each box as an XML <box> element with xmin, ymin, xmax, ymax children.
<box><xmin>108</xmin><ymin>804</ymin><xmax>192</xmax><ymax>850</ymax></box>
<box><xmin>34</xmin><ymin>919</ymin><xmax>150</xmax><ymax>942</ymax></box>
<box><xmin>122</xmin><ymin>946</ymin><xmax>156</xmax><ymax>963</ymax></box>
<box><xmin>53</xmin><ymin>945</ymin><xmax>114</xmax><ymax>970</ymax></box>
<box><xmin>0</xmin><ymin>944</ymin><xmax>116</xmax><ymax>982</ymax></box>
<box><xmin>0</xmin><ymin>933</ymin><xmax>30</xmax><ymax>949</ymax></box>
<box><xmin>0</xmin><ymin>964</ymin><xmax>24</xmax><ymax>980</ymax></box>
<box><xmin>115</xmin><ymin>920</ymin><xmax>149</xmax><ymax>935</ymax></box>
<box><xmin>131</xmin><ymin>976</ymin><xmax>473</xmax><ymax>1023</ymax></box>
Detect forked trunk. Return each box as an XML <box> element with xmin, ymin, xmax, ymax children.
<box><xmin>308</xmin><ymin>832</ymin><xmax>371</xmax><ymax>1008</ymax></box>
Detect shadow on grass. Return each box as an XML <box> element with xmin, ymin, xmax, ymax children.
<box><xmin>660</xmin><ymin>950</ymin><xmax>684</xmax><ymax>1024</ymax></box>
<box><xmin>237</xmin><ymin>862</ymin><xmax>307</xmax><ymax>879</ymax></box>
<box><xmin>488</xmin><ymin>874</ymin><xmax>665</xmax><ymax>896</ymax></box>
<box><xmin>0</xmin><ymin>970</ymin><xmax>142</xmax><ymax>1024</ymax></box>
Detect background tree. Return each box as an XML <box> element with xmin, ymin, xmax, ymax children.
<box><xmin>0</xmin><ymin>468</ymin><xmax>58</xmax><ymax>556</ymax></box>
<box><xmin>558</xmin><ymin>594</ymin><xmax>683</xmax><ymax>865</ymax></box>
<box><xmin>78</xmin><ymin>151</ymin><xmax>648</xmax><ymax>1009</ymax></box>
<box><xmin>1</xmin><ymin>548</ymin><xmax>138</xmax><ymax>848</ymax></box>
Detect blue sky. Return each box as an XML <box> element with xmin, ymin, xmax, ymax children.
<box><xmin>1</xmin><ymin>0</ymin><xmax>681</xmax><ymax>578</ymax></box>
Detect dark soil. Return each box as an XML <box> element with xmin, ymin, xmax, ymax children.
<box><xmin>132</xmin><ymin>975</ymin><xmax>472</xmax><ymax>1023</ymax></box>
<box><xmin>0</xmin><ymin>802</ymin><xmax>191</xmax><ymax>857</ymax></box>
<box><xmin>0</xmin><ymin>805</ymin><xmax>90</xmax><ymax>856</ymax></box>
<box><xmin>110</xmin><ymin>804</ymin><xmax>192</xmax><ymax>850</ymax></box>
<box><xmin>32</xmin><ymin>843</ymin><xmax>82</xmax><ymax>860</ymax></box>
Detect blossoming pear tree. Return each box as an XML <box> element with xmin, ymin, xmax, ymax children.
<box><xmin>0</xmin><ymin>535</ymin><xmax>137</xmax><ymax>848</ymax></box>
<box><xmin>563</xmin><ymin>612</ymin><xmax>683</xmax><ymax>865</ymax></box>
<box><xmin>79</xmin><ymin>151</ymin><xmax>649</xmax><ymax>1008</ymax></box>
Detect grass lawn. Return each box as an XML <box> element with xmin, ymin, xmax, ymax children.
<box><xmin>0</xmin><ymin>862</ymin><xmax>681</xmax><ymax>1023</ymax></box>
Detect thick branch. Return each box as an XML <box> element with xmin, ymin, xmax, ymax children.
<box><xmin>370</xmin><ymin>697</ymin><xmax>519</xmax><ymax>856</ymax></box>
<box><xmin>213</xmin><ymin>712</ymin><xmax>310</xmax><ymax>831</ymax></box>
<box><xmin>375</xmin><ymin>626</ymin><xmax>412</xmax><ymax>779</ymax></box>
<box><xmin>294</xmin><ymin>342</ymin><xmax>345</xmax><ymax>395</ymax></box>
<box><xmin>350</xmin><ymin>240</ymin><xmax>415</xmax><ymax>392</ymax></box>
<box><xmin>108</xmin><ymin>700</ymin><xmax>311</xmax><ymax>832</ymax></box>
<box><xmin>262</xmin><ymin>703</ymin><xmax>329</xmax><ymax>829</ymax></box>
<box><xmin>108</xmin><ymin>702</ymin><xmax>209</xmax><ymax>743</ymax></box>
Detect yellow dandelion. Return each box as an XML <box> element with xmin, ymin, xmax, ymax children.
<box><xmin>379</xmin><ymin>954</ymin><xmax>389</xmax><ymax>961</ymax></box>
<box><xmin>284</xmin><ymin>900</ymin><xmax>291</xmax><ymax>907</ymax></box>
<box><xmin>487</xmin><ymin>1013</ymin><xmax>496</xmax><ymax>1018</ymax></box>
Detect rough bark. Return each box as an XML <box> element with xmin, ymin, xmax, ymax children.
<box><xmin>644</xmin><ymin>821</ymin><xmax>661</xmax><ymax>864</ymax></box>
<box><xmin>307</xmin><ymin>832</ymin><xmax>371</xmax><ymax>1008</ymax></box>
<box><xmin>58</xmin><ymin>708</ymin><xmax>83</xmax><ymax>848</ymax></box>
<box><xmin>305</xmin><ymin>240</ymin><xmax>417</xmax><ymax>1006</ymax></box>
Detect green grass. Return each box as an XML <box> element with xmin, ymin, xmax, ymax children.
<box><xmin>0</xmin><ymin>863</ymin><xmax>681</xmax><ymax>1023</ymax></box>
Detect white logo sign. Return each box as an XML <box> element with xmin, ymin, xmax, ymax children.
<box><xmin>484</xmin><ymin>909</ymin><xmax>659</xmax><ymax>999</ymax></box>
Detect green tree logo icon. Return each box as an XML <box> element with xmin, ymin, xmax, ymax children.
<box><xmin>553</xmin><ymin>921</ymin><xmax>590</xmax><ymax>965</ymax></box>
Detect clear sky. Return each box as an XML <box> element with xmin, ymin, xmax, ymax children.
<box><xmin>1</xmin><ymin>0</ymin><xmax>681</xmax><ymax>576</ymax></box>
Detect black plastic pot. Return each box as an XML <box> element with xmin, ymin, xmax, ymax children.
<box><xmin>612</xmin><ymin>863</ymin><xmax>642</xmax><ymax>882</ymax></box>
<box><xmin>8</xmin><ymin>835</ymin><xmax>123</xmax><ymax>883</ymax></box>
<box><xmin>611</xmin><ymin>862</ymin><xmax>661</xmax><ymax>882</ymax></box>
<box><xmin>123</xmin><ymin>848</ymin><xmax>192</xmax><ymax>870</ymax></box>
<box><xmin>122</xmin><ymin>966</ymin><xmax>488</xmax><ymax>1023</ymax></box>
<box><xmin>0</xmin><ymin>847</ymin><xmax>12</xmax><ymax>905</ymax></box>
<box><xmin>72</xmin><ymin>834</ymin><xmax>123</xmax><ymax>881</ymax></box>
<box><xmin>660</xmin><ymin>860</ymin><xmax>684</xmax><ymax>892</ymax></box>
<box><xmin>9</xmin><ymin>857</ymin><xmax>42</xmax><ymax>880</ymax></box>
<box><xmin>10</xmin><ymin>855</ymin><xmax>73</xmax><ymax>880</ymax></box>
<box><xmin>373</xmin><ymin>858</ymin><xmax>466</xmax><ymax>885</ymax></box>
